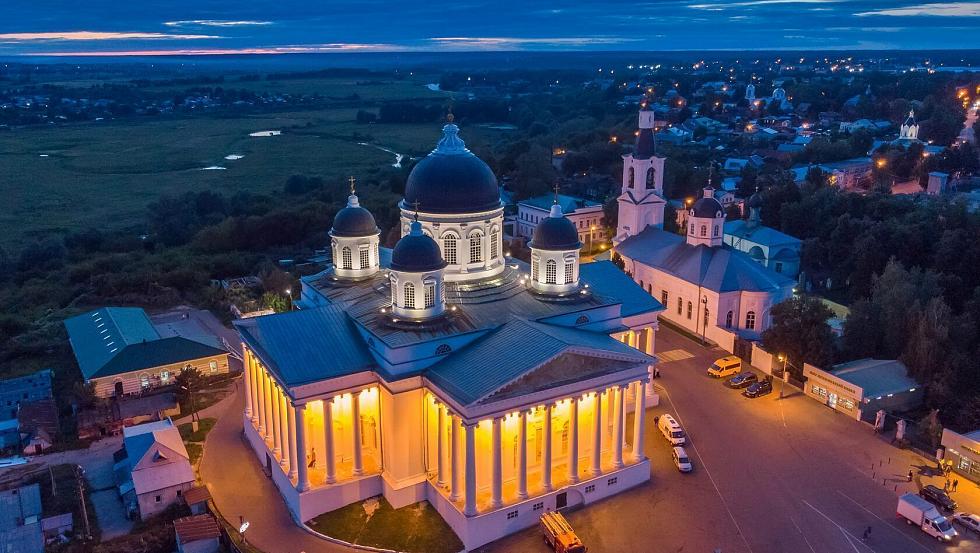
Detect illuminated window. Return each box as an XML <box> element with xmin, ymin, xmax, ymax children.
<box><xmin>424</xmin><ymin>283</ymin><xmax>435</xmax><ymax>308</ymax></box>
<box><xmin>469</xmin><ymin>232</ymin><xmax>483</xmax><ymax>263</ymax></box>
<box><xmin>564</xmin><ymin>261</ymin><xmax>574</xmax><ymax>283</ymax></box>
<box><xmin>490</xmin><ymin>229</ymin><xmax>499</xmax><ymax>259</ymax></box>
<box><xmin>443</xmin><ymin>233</ymin><xmax>458</xmax><ymax>265</ymax></box>
<box><xmin>139</xmin><ymin>373</ymin><xmax>150</xmax><ymax>388</ymax></box>
<box><xmin>404</xmin><ymin>282</ymin><xmax>416</xmax><ymax>309</ymax></box>
<box><xmin>341</xmin><ymin>246</ymin><xmax>352</xmax><ymax>269</ymax></box>
<box><xmin>359</xmin><ymin>248</ymin><xmax>369</xmax><ymax>269</ymax></box>
<box><xmin>546</xmin><ymin>260</ymin><xmax>557</xmax><ymax>284</ymax></box>
<box><xmin>160</xmin><ymin>370</ymin><xmax>171</xmax><ymax>383</ymax></box>
<box><xmin>746</xmin><ymin>311</ymin><xmax>756</xmax><ymax>330</ymax></box>
<box><xmin>531</xmin><ymin>258</ymin><xmax>539</xmax><ymax>281</ymax></box>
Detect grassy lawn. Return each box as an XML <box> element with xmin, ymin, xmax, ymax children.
<box><xmin>178</xmin><ymin>417</ymin><xmax>217</xmax><ymax>442</ymax></box>
<box><xmin>185</xmin><ymin>442</ymin><xmax>204</xmax><ymax>465</ymax></box>
<box><xmin>308</xmin><ymin>496</ymin><xmax>463</xmax><ymax>553</ymax></box>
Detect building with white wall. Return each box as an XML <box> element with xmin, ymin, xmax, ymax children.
<box><xmin>723</xmin><ymin>192</ymin><xmax>802</xmax><ymax>279</ymax></box>
<box><xmin>613</xmin><ymin>106</ymin><xmax>795</xmax><ymax>347</ymax></box>
<box><xmin>234</xmin><ymin>120</ymin><xmax>664</xmax><ymax>551</ymax></box>
<box><xmin>517</xmin><ymin>194</ymin><xmax>605</xmax><ymax>250</ymax></box>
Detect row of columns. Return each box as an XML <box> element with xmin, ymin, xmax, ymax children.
<box><xmin>243</xmin><ymin>347</ymin><xmax>368</xmax><ymax>494</ymax></box>
<box><xmin>434</xmin><ymin>380</ymin><xmax>647</xmax><ymax>517</ymax></box>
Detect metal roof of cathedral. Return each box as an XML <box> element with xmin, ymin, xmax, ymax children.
<box><xmin>723</xmin><ymin>220</ymin><xmax>802</xmax><ymax>248</ymax></box>
<box><xmin>616</xmin><ymin>227</ymin><xmax>795</xmax><ymax>293</ymax></box>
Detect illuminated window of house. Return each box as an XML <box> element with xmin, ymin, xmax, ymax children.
<box><xmin>443</xmin><ymin>234</ymin><xmax>458</xmax><ymax>265</ymax></box>
<box><xmin>546</xmin><ymin>260</ymin><xmax>557</xmax><ymax>284</ymax></box>
<box><xmin>359</xmin><ymin>248</ymin><xmax>369</xmax><ymax>269</ymax></box>
<box><xmin>746</xmin><ymin>311</ymin><xmax>756</xmax><ymax>330</ymax></box>
<box><xmin>341</xmin><ymin>246</ymin><xmax>352</xmax><ymax>269</ymax></box>
<box><xmin>404</xmin><ymin>282</ymin><xmax>415</xmax><ymax>309</ymax></box>
<box><xmin>469</xmin><ymin>232</ymin><xmax>483</xmax><ymax>263</ymax></box>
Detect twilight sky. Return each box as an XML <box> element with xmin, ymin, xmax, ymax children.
<box><xmin>2</xmin><ymin>1</ymin><xmax>979</xmax><ymax>56</ymax></box>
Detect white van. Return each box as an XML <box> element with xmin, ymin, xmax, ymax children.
<box><xmin>657</xmin><ymin>414</ymin><xmax>687</xmax><ymax>445</ymax></box>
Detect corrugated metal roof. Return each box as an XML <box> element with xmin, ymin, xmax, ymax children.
<box><xmin>0</xmin><ymin>484</ymin><xmax>41</xmax><ymax>530</ymax></box>
<box><xmin>725</xmin><ymin>220</ymin><xmax>802</xmax><ymax>248</ymax></box>
<box><xmin>519</xmin><ymin>193</ymin><xmax>601</xmax><ymax>214</ymax></box>
<box><xmin>580</xmin><ymin>261</ymin><xmax>665</xmax><ymax>318</ymax></box>
<box><xmin>832</xmin><ymin>359</ymin><xmax>919</xmax><ymax>398</ymax></box>
<box><xmin>174</xmin><ymin>514</ymin><xmax>220</xmax><ymax>543</ymax></box>
<box><xmin>93</xmin><ymin>338</ymin><xmax>226</xmax><ymax>379</ymax></box>
<box><xmin>427</xmin><ymin>318</ymin><xmax>652</xmax><ymax>405</ymax></box>
<box><xmin>235</xmin><ymin>306</ymin><xmax>375</xmax><ymax>387</ymax></box>
<box><xmin>616</xmin><ymin>227</ymin><xmax>795</xmax><ymax>293</ymax></box>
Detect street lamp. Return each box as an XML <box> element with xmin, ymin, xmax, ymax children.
<box><xmin>285</xmin><ymin>288</ymin><xmax>293</xmax><ymax>311</ymax></box>
<box><xmin>776</xmin><ymin>354</ymin><xmax>788</xmax><ymax>399</ymax></box>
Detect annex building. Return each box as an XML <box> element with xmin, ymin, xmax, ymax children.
<box><xmin>235</xmin><ymin>120</ymin><xmax>663</xmax><ymax>550</ymax></box>
<box><xmin>613</xmin><ymin>104</ymin><xmax>796</xmax><ymax>350</ymax></box>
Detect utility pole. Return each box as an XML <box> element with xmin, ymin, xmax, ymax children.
<box><xmin>75</xmin><ymin>465</ymin><xmax>91</xmax><ymax>540</ymax></box>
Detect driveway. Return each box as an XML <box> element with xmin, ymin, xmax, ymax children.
<box><xmin>485</xmin><ymin>326</ymin><xmax>977</xmax><ymax>553</ymax></box>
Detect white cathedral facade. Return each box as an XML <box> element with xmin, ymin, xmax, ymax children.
<box><xmin>613</xmin><ymin>106</ymin><xmax>795</xmax><ymax>348</ymax></box>
<box><xmin>235</xmin><ymin>120</ymin><xmax>664</xmax><ymax>550</ymax></box>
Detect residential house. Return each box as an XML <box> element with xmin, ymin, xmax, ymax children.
<box><xmin>116</xmin><ymin>419</ymin><xmax>195</xmax><ymax>520</ymax></box>
<box><xmin>0</xmin><ymin>484</ymin><xmax>43</xmax><ymax>553</ymax></box>
<box><xmin>517</xmin><ymin>193</ymin><xmax>606</xmax><ymax>250</ymax></box>
<box><xmin>174</xmin><ymin>514</ymin><xmax>221</xmax><ymax>553</ymax></box>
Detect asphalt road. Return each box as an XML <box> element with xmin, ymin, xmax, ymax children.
<box><xmin>483</xmin><ymin>326</ymin><xmax>978</xmax><ymax>553</ymax></box>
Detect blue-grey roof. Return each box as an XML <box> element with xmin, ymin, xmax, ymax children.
<box><xmin>65</xmin><ymin>308</ymin><xmax>226</xmax><ymax>379</ymax></box>
<box><xmin>832</xmin><ymin>359</ymin><xmax>919</xmax><ymax>398</ymax></box>
<box><xmin>519</xmin><ymin>194</ymin><xmax>600</xmax><ymax>214</ymax></box>
<box><xmin>616</xmin><ymin>227</ymin><xmax>795</xmax><ymax>293</ymax></box>
<box><xmin>427</xmin><ymin>318</ymin><xmax>652</xmax><ymax>405</ymax></box>
<box><xmin>579</xmin><ymin>261</ymin><xmax>665</xmax><ymax>318</ymax></box>
<box><xmin>0</xmin><ymin>484</ymin><xmax>43</xmax><ymax>553</ymax></box>
<box><xmin>724</xmin><ymin>220</ymin><xmax>802</xmax><ymax>248</ymax></box>
<box><xmin>235</xmin><ymin>306</ymin><xmax>375</xmax><ymax>387</ymax></box>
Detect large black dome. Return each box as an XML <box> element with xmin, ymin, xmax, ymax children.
<box><xmin>404</xmin><ymin>124</ymin><xmax>501</xmax><ymax>214</ymax></box>
<box><xmin>530</xmin><ymin>205</ymin><xmax>581</xmax><ymax>251</ymax></box>
<box><xmin>330</xmin><ymin>195</ymin><xmax>379</xmax><ymax>238</ymax></box>
<box><xmin>390</xmin><ymin>221</ymin><xmax>447</xmax><ymax>273</ymax></box>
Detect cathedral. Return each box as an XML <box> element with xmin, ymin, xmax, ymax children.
<box><xmin>234</xmin><ymin>119</ymin><xmax>663</xmax><ymax>550</ymax></box>
<box><xmin>613</xmin><ymin>105</ymin><xmax>795</xmax><ymax>349</ymax></box>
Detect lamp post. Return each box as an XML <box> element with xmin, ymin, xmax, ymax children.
<box><xmin>285</xmin><ymin>288</ymin><xmax>292</xmax><ymax>311</ymax></box>
<box><xmin>776</xmin><ymin>354</ymin><xmax>788</xmax><ymax>399</ymax></box>
<box><xmin>589</xmin><ymin>225</ymin><xmax>595</xmax><ymax>253</ymax></box>
<box><xmin>700</xmin><ymin>296</ymin><xmax>708</xmax><ymax>343</ymax></box>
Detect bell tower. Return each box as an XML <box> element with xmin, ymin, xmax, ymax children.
<box><xmin>615</xmin><ymin>102</ymin><xmax>666</xmax><ymax>243</ymax></box>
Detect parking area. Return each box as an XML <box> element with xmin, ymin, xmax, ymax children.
<box><xmin>484</xmin><ymin>326</ymin><xmax>979</xmax><ymax>553</ymax></box>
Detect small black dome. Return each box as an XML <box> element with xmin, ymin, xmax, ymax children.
<box><xmin>390</xmin><ymin>221</ymin><xmax>447</xmax><ymax>273</ymax></box>
<box><xmin>634</xmin><ymin>128</ymin><xmax>655</xmax><ymax>159</ymax></box>
<box><xmin>404</xmin><ymin>124</ymin><xmax>501</xmax><ymax>214</ymax></box>
<box><xmin>330</xmin><ymin>195</ymin><xmax>379</xmax><ymax>238</ymax></box>
<box><xmin>691</xmin><ymin>190</ymin><xmax>724</xmax><ymax>218</ymax></box>
<box><xmin>530</xmin><ymin>205</ymin><xmax>582</xmax><ymax>251</ymax></box>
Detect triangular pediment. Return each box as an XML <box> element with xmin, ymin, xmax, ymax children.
<box><xmin>477</xmin><ymin>351</ymin><xmax>641</xmax><ymax>405</ymax></box>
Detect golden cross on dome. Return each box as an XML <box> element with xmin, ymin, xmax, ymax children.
<box><xmin>348</xmin><ymin>175</ymin><xmax>356</xmax><ymax>195</ymax></box>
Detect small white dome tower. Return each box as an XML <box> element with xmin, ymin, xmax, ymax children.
<box><xmin>529</xmin><ymin>198</ymin><xmax>582</xmax><ymax>295</ymax></box>
<box><xmin>329</xmin><ymin>177</ymin><xmax>381</xmax><ymax>279</ymax></box>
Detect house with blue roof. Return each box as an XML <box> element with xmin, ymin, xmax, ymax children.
<box><xmin>115</xmin><ymin>419</ymin><xmax>195</xmax><ymax>520</ymax></box>
<box><xmin>233</xmin><ymin>120</ymin><xmax>664</xmax><ymax>550</ymax></box>
<box><xmin>723</xmin><ymin>193</ymin><xmax>802</xmax><ymax>279</ymax></box>
<box><xmin>614</xmin><ymin>106</ymin><xmax>796</xmax><ymax>349</ymax></box>
<box><xmin>65</xmin><ymin>307</ymin><xmax>229</xmax><ymax>398</ymax></box>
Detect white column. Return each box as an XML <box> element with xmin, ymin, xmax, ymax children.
<box><xmin>436</xmin><ymin>403</ymin><xmax>446</xmax><ymax>486</ymax></box>
<box><xmin>271</xmin><ymin>383</ymin><xmax>282</xmax><ymax>457</ymax></box>
<box><xmin>613</xmin><ymin>386</ymin><xmax>625</xmax><ymax>469</ymax></box>
<box><xmin>592</xmin><ymin>391</ymin><xmax>602</xmax><ymax>476</ymax></box>
<box><xmin>287</xmin><ymin>401</ymin><xmax>297</xmax><ymax>479</ymax></box>
<box><xmin>295</xmin><ymin>403</ymin><xmax>310</xmax><ymax>492</ymax></box>
<box><xmin>256</xmin><ymin>366</ymin><xmax>267</xmax><ymax>435</ymax></box>
<box><xmin>518</xmin><ymin>410</ymin><xmax>528</xmax><ymax>500</ymax></box>
<box><xmin>646</xmin><ymin>324</ymin><xmax>656</xmax><ymax>354</ymax></box>
<box><xmin>449</xmin><ymin>415</ymin><xmax>460</xmax><ymax>502</ymax></box>
<box><xmin>543</xmin><ymin>404</ymin><xmax>553</xmax><ymax>492</ymax></box>
<box><xmin>278</xmin><ymin>390</ymin><xmax>289</xmax><ymax>467</ymax></box>
<box><xmin>491</xmin><ymin>417</ymin><xmax>502</xmax><ymax>509</ymax></box>
<box><xmin>352</xmin><ymin>390</ymin><xmax>363</xmax><ymax>476</ymax></box>
<box><xmin>568</xmin><ymin>398</ymin><xmax>579</xmax><ymax>483</ymax></box>
<box><xmin>632</xmin><ymin>381</ymin><xmax>647</xmax><ymax>462</ymax></box>
<box><xmin>264</xmin><ymin>372</ymin><xmax>274</xmax><ymax>442</ymax></box>
<box><xmin>243</xmin><ymin>347</ymin><xmax>253</xmax><ymax>419</ymax></box>
<box><xmin>324</xmin><ymin>397</ymin><xmax>336</xmax><ymax>484</ymax></box>
<box><xmin>251</xmin><ymin>357</ymin><xmax>261</xmax><ymax>425</ymax></box>
<box><xmin>463</xmin><ymin>422</ymin><xmax>477</xmax><ymax>516</ymax></box>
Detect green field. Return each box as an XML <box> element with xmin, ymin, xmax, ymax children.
<box><xmin>0</xmin><ymin>76</ymin><xmax>512</xmax><ymax>250</ymax></box>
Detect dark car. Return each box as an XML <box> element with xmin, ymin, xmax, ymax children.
<box><xmin>921</xmin><ymin>485</ymin><xmax>957</xmax><ymax>513</ymax></box>
<box><xmin>742</xmin><ymin>379</ymin><xmax>773</xmax><ymax>398</ymax></box>
<box><xmin>726</xmin><ymin>373</ymin><xmax>758</xmax><ymax>389</ymax></box>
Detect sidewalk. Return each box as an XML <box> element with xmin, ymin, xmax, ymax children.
<box><xmin>199</xmin><ymin>386</ymin><xmax>350</xmax><ymax>553</ymax></box>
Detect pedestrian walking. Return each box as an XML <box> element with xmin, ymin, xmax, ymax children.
<box><xmin>908</xmin><ymin>469</ymin><xmax>914</xmax><ymax>482</ymax></box>
<box><xmin>308</xmin><ymin>447</ymin><xmax>317</xmax><ymax>468</ymax></box>
<box><xmin>862</xmin><ymin>526</ymin><xmax>872</xmax><ymax>541</ymax></box>
<box><xmin>953</xmin><ymin>479</ymin><xmax>959</xmax><ymax>492</ymax></box>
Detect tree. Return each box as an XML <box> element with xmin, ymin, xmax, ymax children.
<box><xmin>761</xmin><ymin>295</ymin><xmax>836</xmax><ymax>376</ymax></box>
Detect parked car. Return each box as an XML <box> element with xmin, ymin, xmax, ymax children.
<box><xmin>920</xmin><ymin>485</ymin><xmax>957</xmax><ymax>513</ymax></box>
<box><xmin>707</xmin><ymin>356</ymin><xmax>742</xmax><ymax>378</ymax></box>
<box><xmin>726</xmin><ymin>373</ymin><xmax>758</xmax><ymax>389</ymax></box>
<box><xmin>742</xmin><ymin>379</ymin><xmax>773</xmax><ymax>398</ymax></box>
<box><xmin>953</xmin><ymin>512</ymin><xmax>980</xmax><ymax>535</ymax></box>
<box><xmin>672</xmin><ymin>446</ymin><xmax>693</xmax><ymax>472</ymax></box>
<box><xmin>657</xmin><ymin>414</ymin><xmax>687</xmax><ymax>445</ymax></box>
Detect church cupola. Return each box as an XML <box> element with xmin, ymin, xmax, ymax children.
<box><xmin>686</xmin><ymin>187</ymin><xmax>725</xmax><ymax>247</ymax></box>
<box><xmin>746</xmin><ymin>189</ymin><xmax>763</xmax><ymax>229</ymax></box>
<box><xmin>614</xmin><ymin>102</ymin><xmax>667</xmax><ymax>243</ymax></box>
<box><xmin>388</xmin><ymin>217</ymin><xmax>447</xmax><ymax>320</ymax></box>
<box><xmin>330</xmin><ymin>177</ymin><xmax>381</xmax><ymax>279</ymax></box>
<box><xmin>899</xmin><ymin>110</ymin><xmax>919</xmax><ymax>141</ymax></box>
<box><xmin>529</xmin><ymin>199</ymin><xmax>582</xmax><ymax>295</ymax></box>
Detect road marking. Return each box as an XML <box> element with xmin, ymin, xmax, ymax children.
<box><xmin>802</xmin><ymin>499</ymin><xmax>876</xmax><ymax>552</ymax></box>
<box><xmin>840</xmin><ymin>527</ymin><xmax>863</xmax><ymax>553</ymax></box>
<box><xmin>835</xmin><ymin>490</ymin><xmax>934</xmax><ymax>553</ymax></box>
<box><xmin>657</xmin><ymin>349</ymin><xmax>694</xmax><ymax>363</ymax></box>
<box><xmin>790</xmin><ymin>517</ymin><xmax>818</xmax><ymax>553</ymax></box>
<box><xmin>659</xmin><ymin>386</ymin><xmax>756</xmax><ymax>553</ymax></box>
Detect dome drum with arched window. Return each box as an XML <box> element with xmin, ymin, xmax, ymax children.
<box><xmin>528</xmin><ymin>203</ymin><xmax>583</xmax><ymax>296</ymax></box>
<box><xmin>388</xmin><ymin>220</ymin><xmax>448</xmax><ymax>320</ymax></box>
<box><xmin>686</xmin><ymin>187</ymin><xmax>725</xmax><ymax>248</ymax></box>
<box><xmin>400</xmin><ymin>121</ymin><xmax>505</xmax><ymax>283</ymax></box>
<box><xmin>330</xmin><ymin>190</ymin><xmax>381</xmax><ymax>279</ymax></box>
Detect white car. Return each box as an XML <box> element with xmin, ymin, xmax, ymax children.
<box><xmin>672</xmin><ymin>446</ymin><xmax>693</xmax><ymax>472</ymax></box>
<box><xmin>953</xmin><ymin>512</ymin><xmax>980</xmax><ymax>535</ymax></box>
